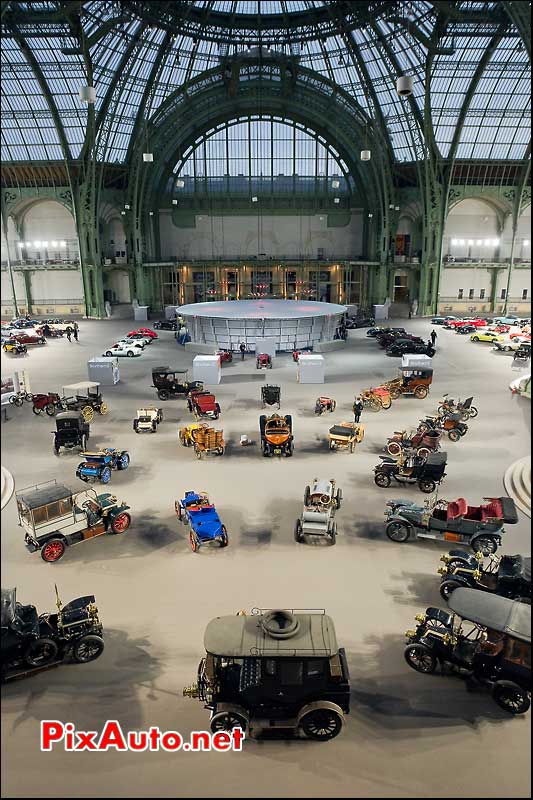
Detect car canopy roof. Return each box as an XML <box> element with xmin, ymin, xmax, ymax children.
<box><xmin>426</xmin><ymin>452</ymin><xmax>447</xmax><ymax>466</ymax></box>
<box><xmin>152</xmin><ymin>366</ymin><xmax>187</xmax><ymax>374</ymax></box>
<box><xmin>448</xmin><ymin>588</ymin><xmax>531</xmax><ymax>643</ymax></box>
<box><xmin>62</xmin><ymin>381</ymin><xmax>100</xmax><ymax>392</ymax></box>
<box><xmin>204</xmin><ymin>610</ymin><xmax>339</xmax><ymax>658</ymax></box>
<box><xmin>17</xmin><ymin>480</ymin><xmax>73</xmax><ymax>509</ymax></box>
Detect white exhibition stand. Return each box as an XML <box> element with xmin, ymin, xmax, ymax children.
<box><xmin>134</xmin><ymin>305</ymin><xmax>149</xmax><ymax>321</ymax></box>
<box><xmin>255</xmin><ymin>338</ymin><xmax>277</xmax><ymax>358</ymax></box>
<box><xmin>193</xmin><ymin>355</ymin><xmax>221</xmax><ymax>385</ymax></box>
<box><xmin>298</xmin><ymin>353</ymin><xmax>325</xmax><ymax>384</ymax></box>
<box><xmin>87</xmin><ymin>357</ymin><xmax>120</xmax><ymax>385</ymax></box>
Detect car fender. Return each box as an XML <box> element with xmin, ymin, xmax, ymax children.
<box><xmin>296</xmin><ymin>700</ymin><xmax>345</xmax><ymax>726</ymax></box>
<box><xmin>387</xmin><ymin>514</ymin><xmax>414</xmax><ymax>530</ymax></box>
<box><xmin>39</xmin><ymin>531</ymin><xmax>68</xmax><ymax>547</ymax></box>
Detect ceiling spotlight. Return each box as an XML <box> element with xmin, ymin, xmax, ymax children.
<box><xmin>251</xmin><ymin>196</ymin><xmax>258</xmax><ymax>203</ymax></box>
<box><xmin>42</xmin><ymin>241</ymin><xmax>48</xmax><ymax>247</ymax></box>
<box><xmin>33</xmin><ymin>241</ymin><xmax>41</xmax><ymax>248</ymax></box>
<box><xmin>176</xmin><ymin>179</ymin><xmax>185</xmax><ymax>188</ymax></box>
<box><xmin>395</xmin><ymin>205</ymin><xmax>400</xmax><ymax>211</ymax></box>
<box><xmin>149</xmin><ymin>211</ymin><xmax>154</xmax><ymax>216</ymax></box>
<box><xmin>476</xmin><ymin>240</ymin><xmax>482</xmax><ymax>245</ymax></box>
<box><xmin>17</xmin><ymin>241</ymin><xmax>24</xmax><ymax>247</ymax></box>
<box><xmin>121</xmin><ymin>211</ymin><xmax>126</xmax><ymax>215</ymax></box>
<box><xmin>334</xmin><ymin>197</ymin><xmax>340</xmax><ymax>204</ymax></box>
<box><xmin>172</xmin><ymin>199</ymin><xmax>178</xmax><ymax>206</ymax></box>
<box><xmin>524</xmin><ymin>240</ymin><xmax>530</xmax><ymax>246</ymax></box>
<box><xmin>124</xmin><ymin>204</ymin><xmax>130</xmax><ymax>209</ymax></box>
<box><xmin>396</xmin><ymin>75</ymin><xmax>413</xmax><ymax>97</ymax></box>
<box><xmin>468</xmin><ymin>240</ymin><xmax>474</xmax><ymax>246</ymax></box>
<box><xmin>451</xmin><ymin>239</ymin><xmax>458</xmax><ymax>246</ymax></box>
<box><xmin>332</xmin><ymin>180</ymin><xmax>340</xmax><ymax>189</ymax></box>
<box><xmin>25</xmin><ymin>242</ymin><xmax>32</xmax><ymax>247</ymax></box>
<box><xmin>60</xmin><ymin>241</ymin><xmax>66</xmax><ymax>247</ymax></box>
<box><xmin>360</xmin><ymin>150</ymin><xmax>371</xmax><ymax>161</ymax></box>
<box><xmin>143</xmin><ymin>153</ymin><xmax>154</xmax><ymax>162</ymax></box>
<box><xmin>51</xmin><ymin>240</ymin><xmax>58</xmax><ymax>247</ymax></box>
<box><xmin>368</xmin><ymin>213</ymin><xmax>373</xmax><ymax>219</ymax></box>
<box><xmin>389</xmin><ymin>204</ymin><xmax>394</xmax><ymax>210</ymax></box>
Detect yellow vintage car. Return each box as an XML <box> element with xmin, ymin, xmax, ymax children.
<box><xmin>179</xmin><ymin>422</ymin><xmax>209</xmax><ymax>447</ymax></box>
<box><xmin>470</xmin><ymin>331</ymin><xmax>504</xmax><ymax>344</ymax></box>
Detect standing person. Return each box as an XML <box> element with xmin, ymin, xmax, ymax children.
<box><xmin>353</xmin><ymin>396</ymin><xmax>363</xmax><ymax>423</ymax></box>
<box><xmin>239</xmin><ymin>341</ymin><xmax>246</xmax><ymax>360</ymax></box>
<box><xmin>430</xmin><ymin>329</ymin><xmax>437</xmax><ymax>347</ymax></box>
<box><xmin>66</xmin><ymin>326</ymin><xmax>72</xmax><ymax>342</ymax></box>
<box><xmin>73</xmin><ymin>322</ymin><xmax>79</xmax><ymax>342</ymax></box>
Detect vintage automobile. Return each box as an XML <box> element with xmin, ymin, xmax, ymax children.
<box><xmin>175</xmin><ymin>490</ymin><xmax>228</xmax><ymax>551</ymax></box>
<box><xmin>374</xmin><ymin>451</ymin><xmax>447</xmax><ymax>493</ymax></box>
<box><xmin>76</xmin><ymin>448</ymin><xmax>130</xmax><ymax>484</ymax></box>
<box><xmin>386</xmin><ymin>427</ymin><xmax>441</xmax><ymax>458</ymax></box>
<box><xmin>295</xmin><ymin>478</ymin><xmax>342</xmax><ymax>545</ymax></box>
<box><xmin>217</xmin><ymin>349</ymin><xmax>233</xmax><ymax>363</ymax></box>
<box><xmin>2</xmin><ymin>339</ymin><xmax>27</xmax><ymax>356</ymax></box>
<box><xmin>62</xmin><ymin>382</ymin><xmax>108</xmax><ymax>420</ymax></box>
<box><xmin>256</xmin><ymin>353</ymin><xmax>272</xmax><ymax>369</ymax></box>
<box><xmin>345</xmin><ymin>313</ymin><xmax>375</xmax><ymax>329</ymax></box>
<box><xmin>1</xmin><ymin>587</ymin><xmax>104</xmax><ymax>680</ymax></box>
<box><xmin>438</xmin><ymin>551</ymin><xmax>531</xmax><ymax>602</ymax></box>
<box><xmin>261</xmin><ymin>384</ymin><xmax>281</xmax><ymax>409</ymax></box>
<box><xmin>17</xmin><ymin>479</ymin><xmax>131</xmax><ymax>562</ymax></box>
<box><xmin>36</xmin><ymin>323</ymin><xmax>64</xmax><ymax>338</ymax></box>
<box><xmin>103</xmin><ymin>341</ymin><xmax>143</xmax><ymax>358</ymax></box>
<box><xmin>494</xmin><ymin>337</ymin><xmax>526</xmax><ymax>353</ymax></box>
<box><xmin>190</xmin><ymin>426</ymin><xmax>225</xmax><ymax>459</ymax></box>
<box><xmin>126</xmin><ymin>329</ymin><xmax>157</xmax><ymax>342</ymax></box>
<box><xmin>328</xmin><ymin>422</ymin><xmax>365</xmax><ymax>452</ymax></box>
<box><xmin>152</xmin><ymin>319</ymin><xmax>178</xmax><ymax>331</ymax></box>
<box><xmin>315</xmin><ymin>396</ymin><xmax>336</xmax><ymax>415</ymax></box>
<box><xmin>380</xmin><ymin>367</ymin><xmax>433</xmax><ymax>400</ymax></box>
<box><xmin>513</xmin><ymin>343</ymin><xmax>531</xmax><ymax>362</ymax></box>
<box><xmin>509</xmin><ymin>373</ymin><xmax>531</xmax><ymax>397</ymax></box>
<box><xmin>386</xmin><ymin>340</ymin><xmax>435</xmax><ymax>358</ymax></box>
<box><xmin>456</xmin><ymin>325</ymin><xmax>477</xmax><ymax>335</ymax></box>
<box><xmin>179</xmin><ymin>422</ymin><xmax>207</xmax><ymax>447</ymax></box>
<box><xmin>13</xmin><ymin>332</ymin><xmax>46</xmax><ymax>346</ymax></box>
<box><xmin>53</xmin><ymin>411</ymin><xmax>90</xmax><ymax>454</ymax></box>
<box><xmin>136</xmin><ymin>327</ymin><xmax>158</xmax><ymax>339</ymax></box>
<box><xmin>510</xmin><ymin>330</ymin><xmax>531</xmax><ymax>341</ymax></box>
<box><xmin>487</xmin><ymin>324</ymin><xmax>511</xmax><ymax>334</ymax></box>
<box><xmin>494</xmin><ymin>315</ymin><xmax>524</xmax><ymax>326</ymax></box>
<box><xmin>361</xmin><ymin>386</ymin><xmax>392</xmax><ymax>411</ymax></box>
<box><xmin>151</xmin><ymin>366</ymin><xmax>203</xmax><ymax>401</ymax></box>
<box><xmin>419</xmin><ymin>412</ymin><xmax>468</xmax><ymax>441</ymax></box>
<box><xmin>384</xmin><ymin>495</ymin><xmax>518</xmax><ymax>553</ymax></box>
<box><xmin>183</xmin><ymin>608</ymin><xmax>350</xmax><ymax>739</ymax></box>
<box><xmin>378</xmin><ymin>332</ymin><xmax>423</xmax><ymax>349</ymax></box>
<box><xmin>31</xmin><ymin>391</ymin><xmax>63</xmax><ymax>416</ymax></box>
<box><xmin>118</xmin><ymin>333</ymin><xmax>151</xmax><ymax>346</ymax></box>
<box><xmin>470</xmin><ymin>331</ymin><xmax>504</xmax><ymax>344</ymax></box>
<box><xmin>431</xmin><ymin>316</ymin><xmax>457</xmax><ymax>325</ymax></box>
<box><xmin>10</xmin><ymin>318</ymin><xmax>40</xmax><ymax>329</ymax></box>
<box><xmin>133</xmin><ymin>407</ymin><xmax>163</xmax><ymax>433</ymax></box>
<box><xmin>260</xmin><ymin>413</ymin><xmax>293</xmax><ymax>457</ymax></box>
<box><xmin>188</xmin><ymin>390</ymin><xmax>221</xmax><ymax>420</ymax></box>
<box><xmin>437</xmin><ymin>394</ymin><xmax>478</xmax><ymax>419</ymax></box>
<box><xmin>367</xmin><ymin>326</ymin><xmax>406</xmax><ymax>338</ymax></box>
<box><xmin>404</xmin><ymin>589</ymin><xmax>531</xmax><ymax>714</ymax></box>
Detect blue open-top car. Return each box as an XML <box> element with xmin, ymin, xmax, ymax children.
<box><xmin>76</xmin><ymin>448</ymin><xmax>130</xmax><ymax>484</ymax></box>
<box><xmin>175</xmin><ymin>491</ymin><xmax>228</xmax><ymax>552</ymax></box>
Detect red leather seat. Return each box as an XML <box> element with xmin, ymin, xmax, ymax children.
<box><xmin>447</xmin><ymin>498</ymin><xmax>468</xmax><ymax>520</ymax></box>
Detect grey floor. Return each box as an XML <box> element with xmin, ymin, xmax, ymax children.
<box><xmin>1</xmin><ymin>318</ymin><xmax>531</xmax><ymax>799</ymax></box>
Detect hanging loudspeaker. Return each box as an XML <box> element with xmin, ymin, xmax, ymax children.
<box><xmin>143</xmin><ymin>153</ymin><xmax>154</xmax><ymax>162</ymax></box>
<box><xmin>360</xmin><ymin>150</ymin><xmax>372</xmax><ymax>161</ymax></box>
<box><xmin>396</xmin><ymin>76</ymin><xmax>413</xmax><ymax>96</ymax></box>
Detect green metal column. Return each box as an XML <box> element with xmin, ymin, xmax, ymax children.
<box><xmin>22</xmin><ymin>270</ymin><xmax>33</xmax><ymax>314</ymax></box>
<box><xmin>490</xmin><ymin>267</ymin><xmax>503</xmax><ymax>313</ymax></box>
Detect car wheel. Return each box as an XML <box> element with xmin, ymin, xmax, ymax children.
<box><xmin>45</xmin><ymin>404</ymin><xmax>56</xmax><ymax>416</ymax></box>
<box><xmin>127</xmin><ymin>350</ymin><xmax>134</xmax><ymax>357</ymax></box>
<box><xmin>504</xmin><ymin>346</ymin><xmax>512</xmax><ymax>352</ymax></box>
<box><xmin>374</xmin><ymin>472</ymin><xmax>391</xmax><ymax>488</ymax></box>
<box><xmin>389</xmin><ymin>388</ymin><xmax>401</xmax><ymax>400</ymax></box>
<box><xmin>303</xmin><ymin>485</ymin><xmax>311</xmax><ymax>506</ymax></box>
<box><xmin>387</xmin><ymin>441</ymin><xmax>402</xmax><ymax>457</ymax></box>
<box><xmin>416</xmin><ymin>447</ymin><xmax>431</xmax><ymax>459</ymax></box>
<box><xmin>72</xmin><ymin>634</ymin><xmax>105</xmax><ymax>663</ymax></box>
<box><xmin>300</xmin><ymin>708</ymin><xmax>343</xmax><ymax>741</ymax></box>
<box><xmin>158</xmin><ymin>390</ymin><xmax>170</xmax><ymax>401</ymax></box>
<box><xmin>118</xmin><ymin>452</ymin><xmax>130</xmax><ymax>470</ymax></box>
<box><xmin>439</xmin><ymin>579</ymin><xmax>463</xmax><ymax>601</ymax></box>
<box><xmin>219</xmin><ymin>525</ymin><xmax>229</xmax><ymax>548</ymax></box>
<box><xmin>210</xmin><ymin>710</ymin><xmax>248</xmax><ymax>734</ymax></box>
<box><xmin>419</xmin><ymin>479</ymin><xmax>436</xmax><ymax>494</ymax></box>
<box><xmin>469</xmin><ymin>406</ymin><xmax>479</xmax><ymax>418</ymax></box>
<box><xmin>99</xmin><ymin>402</ymin><xmax>108</xmax><ymax>415</ymax></box>
<box><xmin>100</xmin><ymin>467</ymin><xmax>112</xmax><ymax>484</ymax></box>
<box><xmin>414</xmin><ymin>385</ymin><xmax>429</xmax><ymax>399</ymax></box>
<box><xmin>105</xmin><ymin>350</ymin><xmax>113</xmax><ymax>357</ymax></box>
<box><xmin>448</xmin><ymin>429</ymin><xmax>461</xmax><ymax>442</ymax></box>
<box><xmin>41</xmin><ymin>538</ymin><xmax>66</xmax><ymax>562</ymax></box>
<box><xmin>386</xmin><ymin>521</ymin><xmax>411</xmax><ymax>542</ymax></box>
<box><xmin>32</xmin><ymin>405</ymin><xmax>43</xmax><ymax>415</ymax></box>
<box><xmin>53</xmin><ymin>443</ymin><xmax>61</xmax><ymax>456</ymax></box>
<box><xmin>472</xmin><ymin>336</ymin><xmax>479</xmax><ymax>342</ymax></box>
<box><xmin>189</xmin><ymin>532</ymin><xmax>199</xmax><ymax>553</ymax></box>
<box><xmin>404</xmin><ymin>643</ymin><xmax>437</xmax><ymax>674</ymax></box>
<box><xmin>110</xmin><ymin>512</ymin><xmax>131</xmax><ymax>534</ymax></box>
<box><xmin>329</xmin><ymin>522</ymin><xmax>337</xmax><ymax>545</ymax></box>
<box><xmin>294</xmin><ymin>519</ymin><xmax>304</xmax><ymax>543</ymax></box>
<box><xmin>471</xmin><ymin>535</ymin><xmax>498</xmax><ymax>555</ymax></box>
<box><xmin>24</xmin><ymin>637</ymin><xmax>59</xmax><ymax>667</ymax></box>
<box><xmin>492</xmin><ymin>681</ymin><xmax>531</xmax><ymax>715</ymax></box>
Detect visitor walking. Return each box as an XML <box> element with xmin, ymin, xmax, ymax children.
<box><xmin>353</xmin><ymin>396</ymin><xmax>363</xmax><ymax>423</ymax></box>
<box><xmin>73</xmin><ymin>322</ymin><xmax>79</xmax><ymax>342</ymax></box>
<box><xmin>430</xmin><ymin>329</ymin><xmax>437</xmax><ymax>347</ymax></box>
<box><xmin>66</xmin><ymin>327</ymin><xmax>72</xmax><ymax>342</ymax></box>
<box><xmin>239</xmin><ymin>341</ymin><xmax>246</xmax><ymax>360</ymax></box>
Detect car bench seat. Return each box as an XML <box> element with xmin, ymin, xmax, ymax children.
<box><xmin>446</xmin><ymin>498</ymin><xmax>468</xmax><ymax>520</ymax></box>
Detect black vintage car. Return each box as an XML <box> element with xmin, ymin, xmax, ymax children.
<box><xmin>438</xmin><ymin>551</ymin><xmax>531</xmax><ymax>602</ymax></box>
<box><xmin>261</xmin><ymin>384</ymin><xmax>281</xmax><ymax>409</ymax></box>
<box><xmin>455</xmin><ymin>325</ymin><xmax>477</xmax><ymax>335</ymax></box>
<box><xmin>153</xmin><ymin>319</ymin><xmax>178</xmax><ymax>331</ymax></box>
<box><xmin>367</xmin><ymin>326</ymin><xmax>406</xmax><ymax>338</ymax></box>
<box><xmin>386</xmin><ymin>340</ymin><xmax>435</xmax><ymax>357</ymax></box>
<box><xmin>374</xmin><ymin>451</ymin><xmax>447</xmax><ymax>493</ymax></box>
<box><xmin>1</xmin><ymin>587</ymin><xmax>104</xmax><ymax>681</ymax></box>
<box><xmin>384</xmin><ymin>495</ymin><xmax>518</xmax><ymax>554</ymax></box>
<box><xmin>345</xmin><ymin>314</ymin><xmax>375</xmax><ymax>329</ymax></box>
<box><xmin>183</xmin><ymin>608</ymin><xmax>350</xmax><ymax>739</ymax></box>
<box><xmin>53</xmin><ymin>411</ymin><xmax>90</xmax><ymax>454</ymax></box>
<box><xmin>151</xmin><ymin>366</ymin><xmax>203</xmax><ymax>401</ymax></box>
<box><xmin>404</xmin><ymin>589</ymin><xmax>531</xmax><ymax>714</ymax></box>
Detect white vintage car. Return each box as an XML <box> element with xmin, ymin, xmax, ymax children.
<box><xmin>133</xmin><ymin>407</ymin><xmax>163</xmax><ymax>433</ymax></box>
<box><xmin>103</xmin><ymin>341</ymin><xmax>144</xmax><ymax>358</ymax></box>
<box><xmin>294</xmin><ymin>478</ymin><xmax>342</xmax><ymax>545</ymax></box>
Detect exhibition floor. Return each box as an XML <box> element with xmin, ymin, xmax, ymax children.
<box><xmin>1</xmin><ymin>318</ymin><xmax>531</xmax><ymax>799</ymax></box>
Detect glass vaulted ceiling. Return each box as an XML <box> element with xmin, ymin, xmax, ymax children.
<box><xmin>0</xmin><ymin>0</ymin><xmax>530</xmax><ymax>164</ymax></box>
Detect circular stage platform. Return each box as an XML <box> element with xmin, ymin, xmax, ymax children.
<box><xmin>177</xmin><ymin>299</ymin><xmax>347</xmax><ymax>352</ymax></box>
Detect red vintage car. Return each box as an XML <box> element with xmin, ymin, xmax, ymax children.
<box><xmin>510</xmin><ymin>331</ymin><xmax>531</xmax><ymax>341</ymax></box>
<box><xmin>447</xmin><ymin>319</ymin><xmax>486</xmax><ymax>329</ymax></box>
<box><xmin>256</xmin><ymin>353</ymin><xmax>272</xmax><ymax>369</ymax></box>
<box><xmin>131</xmin><ymin>328</ymin><xmax>158</xmax><ymax>339</ymax></box>
<box><xmin>217</xmin><ymin>349</ymin><xmax>233</xmax><ymax>363</ymax></box>
<box><xmin>488</xmin><ymin>324</ymin><xmax>511</xmax><ymax>334</ymax></box>
<box><xmin>13</xmin><ymin>332</ymin><xmax>46</xmax><ymax>346</ymax></box>
<box><xmin>187</xmin><ymin>390</ymin><xmax>221</xmax><ymax>419</ymax></box>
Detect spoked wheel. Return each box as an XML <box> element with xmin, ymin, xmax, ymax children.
<box><xmin>368</xmin><ymin>398</ymin><xmax>381</xmax><ymax>412</ymax></box>
<box><xmin>439</xmin><ymin>579</ymin><xmax>462</xmax><ymax>601</ymax></box>
<box><xmin>469</xmin><ymin>406</ymin><xmax>479</xmax><ymax>418</ymax></box>
<box><xmin>414</xmin><ymin>385</ymin><xmax>429</xmax><ymax>399</ymax></box>
<box><xmin>492</xmin><ymin>682</ymin><xmax>531</xmax><ymax>715</ymax></box>
<box><xmin>294</xmin><ymin>519</ymin><xmax>304</xmax><ymax>543</ymax></box>
<box><xmin>99</xmin><ymin>402</ymin><xmax>108</xmax><ymax>415</ymax></box>
<box><xmin>330</xmin><ymin>400</ymin><xmax>336</xmax><ymax>411</ymax></box>
<box><xmin>45</xmin><ymin>404</ymin><xmax>57</xmax><ymax>416</ymax></box>
<box><xmin>100</xmin><ymin>467</ymin><xmax>112</xmax><ymax>484</ymax></box>
<box><xmin>374</xmin><ymin>472</ymin><xmax>391</xmax><ymax>488</ymax></box>
<box><xmin>118</xmin><ymin>452</ymin><xmax>130</xmax><ymax>470</ymax></box>
<box><xmin>416</xmin><ymin>447</ymin><xmax>431</xmax><ymax>459</ymax></box>
<box><xmin>210</xmin><ymin>710</ymin><xmax>248</xmax><ymax>734</ymax></box>
<box><xmin>110</xmin><ymin>512</ymin><xmax>131</xmax><ymax>533</ymax></box>
<box><xmin>72</xmin><ymin>634</ymin><xmax>105</xmax><ymax>663</ymax></box>
<box><xmin>12</xmin><ymin>396</ymin><xmax>24</xmax><ymax>407</ymax></box>
<box><xmin>158</xmin><ymin>390</ymin><xmax>170</xmax><ymax>401</ymax></box>
<box><xmin>389</xmin><ymin>388</ymin><xmax>401</xmax><ymax>400</ymax></box>
<box><xmin>448</xmin><ymin>429</ymin><xmax>461</xmax><ymax>442</ymax></box>
<box><xmin>387</xmin><ymin>441</ymin><xmax>402</xmax><ymax>457</ymax></box>
<box><xmin>303</xmin><ymin>486</ymin><xmax>311</xmax><ymax>506</ymax></box>
<box><xmin>386</xmin><ymin>521</ymin><xmax>411</xmax><ymax>543</ymax></box>
<box><xmin>419</xmin><ymin>479</ymin><xmax>436</xmax><ymax>494</ymax></box>
<box><xmin>41</xmin><ymin>538</ymin><xmax>66</xmax><ymax>562</ymax></box>
<box><xmin>219</xmin><ymin>525</ymin><xmax>229</xmax><ymax>548</ymax></box>
<box><xmin>380</xmin><ymin>396</ymin><xmax>392</xmax><ymax>410</ymax></box>
<box><xmin>329</xmin><ymin>522</ymin><xmax>337</xmax><ymax>545</ymax></box>
<box><xmin>300</xmin><ymin>708</ymin><xmax>343</xmax><ymax>741</ymax></box>
<box><xmin>25</xmin><ymin>637</ymin><xmax>59</xmax><ymax>667</ymax></box>
<box><xmin>175</xmin><ymin>501</ymin><xmax>182</xmax><ymax>521</ymax></box>
<box><xmin>32</xmin><ymin>406</ymin><xmax>43</xmax><ymax>415</ymax></box>
<box><xmin>82</xmin><ymin>406</ymin><xmax>94</xmax><ymax>423</ymax></box>
<box><xmin>404</xmin><ymin>643</ymin><xmax>437</xmax><ymax>674</ymax></box>
<box><xmin>190</xmin><ymin>532</ymin><xmax>199</xmax><ymax>553</ymax></box>
<box><xmin>471</xmin><ymin>535</ymin><xmax>498</xmax><ymax>555</ymax></box>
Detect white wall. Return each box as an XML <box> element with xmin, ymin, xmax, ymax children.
<box><xmin>502</xmin><ymin>205</ymin><xmax>531</xmax><ymax>261</ymax></box>
<box><xmin>30</xmin><ymin>270</ymin><xmax>84</xmax><ymax>302</ymax></box>
<box><xmin>19</xmin><ymin>201</ymin><xmax>78</xmax><ymax>261</ymax></box>
<box><xmin>440</xmin><ymin>267</ymin><xmax>493</xmax><ymax>298</ymax></box>
<box><xmin>1</xmin><ymin>270</ymin><xmax>27</xmax><ymax>309</ymax></box>
<box><xmin>444</xmin><ymin>199</ymin><xmax>531</xmax><ymax>262</ymax></box>
<box><xmin>0</xmin><ymin>216</ymin><xmax>17</xmax><ymax>264</ymax></box>
<box><xmin>159</xmin><ymin>211</ymin><xmax>364</xmax><ymax>260</ymax></box>
<box><xmin>106</xmin><ymin>269</ymin><xmax>131</xmax><ymax>303</ymax></box>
